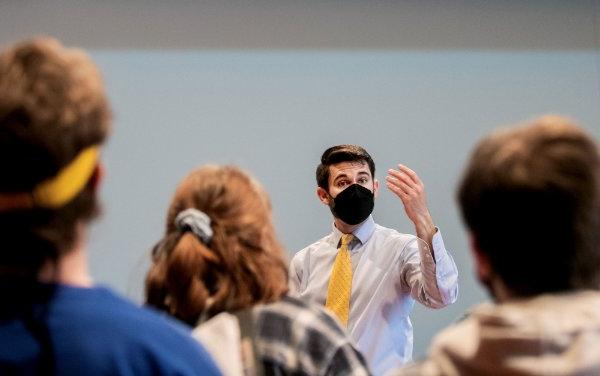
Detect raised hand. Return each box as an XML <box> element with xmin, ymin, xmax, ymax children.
<box><xmin>386</xmin><ymin>164</ymin><xmax>436</xmax><ymax>246</ymax></box>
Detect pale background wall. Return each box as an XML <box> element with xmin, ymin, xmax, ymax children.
<box><xmin>2</xmin><ymin>0</ymin><xmax>599</xmax><ymax>359</ymax></box>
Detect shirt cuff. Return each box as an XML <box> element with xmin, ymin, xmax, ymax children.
<box><xmin>431</xmin><ymin>227</ymin><xmax>448</xmax><ymax>263</ymax></box>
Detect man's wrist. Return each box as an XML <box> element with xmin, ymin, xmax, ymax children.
<box><xmin>414</xmin><ymin>213</ymin><xmax>436</xmax><ymax>245</ymax></box>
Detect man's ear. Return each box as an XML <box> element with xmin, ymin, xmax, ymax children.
<box><xmin>89</xmin><ymin>162</ymin><xmax>105</xmax><ymax>192</ymax></box>
<box><xmin>317</xmin><ymin>187</ymin><xmax>331</xmax><ymax>206</ymax></box>
<box><xmin>470</xmin><ymin>234</ymin><xmax>491</xmax><ymax>283</ymax></box>
<box><xmin>373</xmin><ymin>179</ymin><xmax>379</xmax><ymax>198</ymax></box>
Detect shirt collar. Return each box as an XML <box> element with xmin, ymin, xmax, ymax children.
<box><xmin>331</xmin><ymin>215</ymin><xmax>376</xmax><ymax>247</ymax></box>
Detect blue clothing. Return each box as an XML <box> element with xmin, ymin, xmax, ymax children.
<box><xmin>0</xmin><ymin>284</ymin><xmax>220</xmax><ymax>375</ymax></box>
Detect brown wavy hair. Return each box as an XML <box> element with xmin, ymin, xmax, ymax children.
<box><xmin>0</xmin><ymin>37</ymin><xmax>110</xmax><ymax>280</ymax></box>
<box><xmin>145</xmin><ymin>165</ymin><xmax>289</xmax><ymax>325</ymax></box>
<box><xmin>458</xmin><ymin>115</ymin><xmax>600</xmax><ymax>296</ymax></box>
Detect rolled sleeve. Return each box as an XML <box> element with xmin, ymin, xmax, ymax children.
<box><xmin>403</xmin><ymin>229</ymin><xmax>459</xmax><ymax>308</ymax></box>
<box><xmin>430</xmin><ymin>229</ymin><xmax>459</xmax><ymax>305</ymax></box>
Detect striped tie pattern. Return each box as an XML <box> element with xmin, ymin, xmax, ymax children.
<box><xmin>325</xmin><ymin>233</ymin><xmax>354</xmax><ymax>327</ymax></box>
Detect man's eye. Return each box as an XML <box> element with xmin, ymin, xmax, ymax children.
<box><xmin>337</xmin><ymin>181</ymin><xmax>348</xmax><ymax>188</ymax></box>
<box><xmin>358</xmin><ymin>178</ymin><xmax>368</xmax><ymax>184</ymax></box>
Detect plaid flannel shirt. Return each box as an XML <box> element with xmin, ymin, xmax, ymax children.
<box><xmin>253</xmin><ymin>295</ymin><xmax>371</xmax><ymax>376</ymax></box>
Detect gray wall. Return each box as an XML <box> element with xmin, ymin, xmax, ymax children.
<box><xmin>2</xmin><ymin>0</ymin><xmax>599</xmax><ymax>360</ymax></box>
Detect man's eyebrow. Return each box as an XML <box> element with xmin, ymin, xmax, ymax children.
<box><xmin>356</xmin><ymin>171</ymin><xmax>372</xmax><ymax>179</ymax></box>
<box><xmin>332</xmin><ymin>173</ymin><xmax>350</xmax><ymax>182</ymax></box>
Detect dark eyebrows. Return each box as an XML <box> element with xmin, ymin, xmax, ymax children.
<box><xmin>332</xmin><ymin>173</ymin><xmax>350</xmax><ymax>183</ymax></box>
<box><xmin>332</xmin><ymin>171</ymin><xmax>371</xmax><ymax>184</ymax></box>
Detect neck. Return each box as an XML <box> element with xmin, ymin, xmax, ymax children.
<box><xmin>488</xmin><ymin>277</ymin><xmax>517</xmax><ymax>303</ymax></box>
<box><xmin>334</xmin><ymin>218</ymin><xmax>361</xmax><ymax>234</ymax></box>
<box><xmin>38</xmin><ymin>224</ymin><xmax>93</xmax><ymax>287</ymax></box>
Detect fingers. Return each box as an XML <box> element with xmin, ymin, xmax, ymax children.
<box><xmin>387</xmin><ymin>168</ymin><xmax>414</xmax><ymax>188</ymax></box>
<box><xmin>385</xmin><ymin>176</ymin><xmax>412</xmax><ymax>199</ymax></box>
<box><xmin>397</xmin><ymin>164</ymin><xmax>423</xmax><ymax>186</ymax></box>
<box><xmin>386</xmin><ymin>164</ymin><xmax>426</xmax><ymax>204</ymax></box>
<box><xmin>386</xmin><ymin>164</ymin><xmax>431</xmax><ymax>226</ymax></box>
<box><xmin>387</xmin><ymin>165</ymin><xmax>423</xmax><ymax>190</ymax></box>
<box><xmin>385</xmin><ymin>180</ymin><xmax>403</xmax><ymax>198</ymax></box>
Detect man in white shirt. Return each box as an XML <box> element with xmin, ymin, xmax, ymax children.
<box><xmin>289</xmin><ymin>145</ymin><xmax>459</xmax><ymax>375</ymax></box>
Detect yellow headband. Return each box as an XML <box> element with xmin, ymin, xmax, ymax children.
<box><xmin>0</xmin><ymin>146</ymin><xmax>99</xmax><ymax>211</ymax></box>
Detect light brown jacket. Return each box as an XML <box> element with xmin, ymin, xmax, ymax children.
<box><xmin>393</xmin><ymin>291</ymin><xmax>600</xmax><ymax>376</ymax></box>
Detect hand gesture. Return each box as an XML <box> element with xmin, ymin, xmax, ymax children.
<box><xmin>386</xmin><ymin>164</ymin><xmax>436</xmax><ymax>245</ymax></box>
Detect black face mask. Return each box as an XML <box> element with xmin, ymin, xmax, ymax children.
<box><xmin>328</xmin><ymin>184</ymin><xmax>374</xmax><ymax>225</ymax></box>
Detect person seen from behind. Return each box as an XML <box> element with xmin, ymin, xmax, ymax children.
<box><xmin>146</xmin><ymin>164</ymin><xmax>371</xmax><ymax>376</ymax></box>
<box><xmin>393</xmin><ymin>115</ymin><xmax>600</xmax><ymax>375</ymax></box>
<box><xmin>0</xmin><ymin>37</ymin><xmax>220</xmax><ymax>375</ymax></box>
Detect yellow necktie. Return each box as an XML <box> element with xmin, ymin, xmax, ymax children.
<box><xmin>325</xmin><ymin>233</ymin><xmax>354</xmax><ymax>327</ymax></box>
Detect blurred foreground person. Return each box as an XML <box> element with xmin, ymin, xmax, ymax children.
<box><xmin>0</xmin><ymin>37</ymin><xmax>219</xmax><ymax>375</ymax></box>
<box><xmin>146</xmin><ymin>165</ymin><xmax>370</xmax><ymax>376</ymax></box>
<box><xmin>393</xmin><ymin>115</ymin><xmax>600</xmax><ymax>376</ymax></box>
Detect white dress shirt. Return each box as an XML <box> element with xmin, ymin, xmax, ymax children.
<box><xmin>289</xmin><ymin>215</ymin><xmax>459</xmax><ymax>375</ymax></box>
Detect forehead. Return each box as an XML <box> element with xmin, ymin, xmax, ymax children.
<box><xmin>328</xmin><ymin>161</ymin><xmax>371</xmax><ymax>180</ymax></box>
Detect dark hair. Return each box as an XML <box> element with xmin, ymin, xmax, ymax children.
<box><xmin>316</xmin><ymin>145</ymin><xmax>375</xmax><ymax>190</ymax></box>
<box><xmin>0</xmin><ymin>37</ymin><xmax>110</xmax><ymax>282</ymax></box>
<box><xmin>145</xmin><ymin>165</ymin><xmax>289</xmax><ymax>325</ymax></box>
<box><xmin>458</xmin><ymin>115</ymin><xmax>600</xmax><ymax>296</ymax></box>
